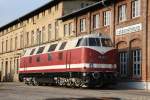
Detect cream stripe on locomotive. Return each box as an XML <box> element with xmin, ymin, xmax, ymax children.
<box><xmin>19</xmin><ymin>63</ymin><xmax>115</xmax><ymax>71</ymax></box>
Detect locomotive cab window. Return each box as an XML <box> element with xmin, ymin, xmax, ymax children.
<box><xmin>37</xmin><ymin>46</ymin><xmax>45</xmax><ymax>54</ymax></box>
<box><xmin>89</xmin><ymin>38</ymin><xmax>101</xmax><ymax>46</ymax></box>
<box><xmin>76</xmin><ymin>38</ymin><xmax>101</xmax><ymax>47</ymax></box>
<box><xmin>101</xmin><ymin>38</ymin><xmax>112</xmax><ymax>47</ymax></box>
<box><xmin>59</xmin><ymin>42</ymin><xmax>67</xmax><ymax>50</ymax></box>
<box><xmin>76</xmin><ymin>38</ymin><xmax>87</xmax><ymax>47</ymax></box>
<box><xmin>48</xmin><ymin>44</ymin><xmax>57</xmax><ymax>52</ymax></box>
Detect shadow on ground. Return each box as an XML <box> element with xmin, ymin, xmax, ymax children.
<box><xmin>45</xmin><ymin>97</ymin><xmax>121</xmax><ymax>100</ymax></box>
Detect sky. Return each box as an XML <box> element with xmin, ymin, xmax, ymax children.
<box><xmin>0</xmin><ymin>0</ymin><xmax>50</xmax><ymax>27</ymax></box>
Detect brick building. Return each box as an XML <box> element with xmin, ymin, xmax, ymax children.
<box><xmin>59</xmin><ymin>0</ymin><xmax>150</xmax><ymax>89</ymax></box>
<box><xmin>0</xmin><ymin>0</ymin><xmax>97</xmax><ymax>82</ymax></box>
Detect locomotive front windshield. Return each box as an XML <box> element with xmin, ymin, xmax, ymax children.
<box><xmin>101</xmin><ymin>38</ymin><xmax>112</xmax><ymax>47</ymax></box>
<box><xmin>76</xmin><ymin>38</ymin><xmax>112</xmax><ymax>47</ymax></box>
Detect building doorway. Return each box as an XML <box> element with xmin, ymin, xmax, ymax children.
<box><xmin>132</xmin><ymin>49</ymin><xmax>141</xmax><ymax>78</ymax></box>
<box><xmin>5</xmin><ymin>61</ymin><xmax>8</xmax><ymax>81</ymax></box>
<box><xmin>119</xmin><ymin>51</ymin><xmax>128</xmax><ymax>77</ymax></box>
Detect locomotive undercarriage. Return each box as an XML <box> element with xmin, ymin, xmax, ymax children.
<box><xmin>19</xmin><ymin>72</ymin><xmax>116</xmax><ymax>88</ymax></box>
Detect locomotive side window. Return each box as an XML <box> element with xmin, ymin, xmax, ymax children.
<box><xmin>59</xmin><ymin>42</ymin><xmax>67</xmax><ymax>50</ymax></box>
<box><xmin>30</xmin><ymin>48</ymin><xmax>36</xmax><ymax>55</ymax></box>
<box><xmin>48</xmin><ymin>44</ymin><xmax>57</xmax><ymax>52</ymax></box>
<box><xmin>101</xmin><ymin>38</ymin><xmax>112</xmax><ymax>47</ymax></box>
<box><xmin>76</xmin><ymin>38</ymin><xmax>87</xmax><ymax>47</ymax></box>
<box><xmin>37</xmin><ymin>46</ymin><xmax>45</xmax><ymax>54</ymax></box>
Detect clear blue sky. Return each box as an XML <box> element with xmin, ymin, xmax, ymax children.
<box><xmin>0</xmin><ymin>0</ymin><xmax>50</xmax><ymax>27</ymax></box>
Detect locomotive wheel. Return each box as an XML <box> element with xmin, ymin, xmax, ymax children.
<box><xmin>28</xmin><ymin>81</ymin><xmax>33</xmax><ymax>86</ymax></box>
<box><xmin>55</xmin><ymin>77</ymin><xmax>60</xmax><ymax>86</ymax></box>
<box><xmin>66</xmin><ymin>79</ymin><xmax>72</xmax><ymax>87</ymax></box>
<box><xmin>32</xmin><ymin>78</ymin><xmax>39</xmax><ymax>86</ymax></box>
<box><xmin>74</xmin><ymin>79</ymin><xmax>81</xmax><ymax>88</ymax></box>
<box><xmin>58</xmin><ymin>78</ymin><xmax>65</xmax><ymax>86</ymax></box>
<box><xmin>33</xmin><ymin>80</ymin><xmax>39</xmax><ymax>86</ymax></box>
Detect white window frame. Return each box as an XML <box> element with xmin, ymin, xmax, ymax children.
<box><xmin>31</xmin><ymin>30</ymin><xmax>34</xmax><ymax>45</ymax></box>
<box><xmin>64</xmin><ymin>24</ymin><xmax>69</xmax><ymax>36</ymax></box>
<box><xmin>132</xmin><ymin>49</ymin><xmax>141</xmax><ymax>77</ymax></box>
<box><xmin>69</xmin><ymin>22</ymin><xmax>74</xmax><ymax>35</ymax></box>
<box><xmin>93</xmin><ymin>14</ymin><xmax>100</xmax><ymax>29</ymax></box>
<box><xmin>42</xmin><ymin>26</ymin><xmax>45</xmax><ymax>43</ymax></box>
<box><xmin>132</xmin><ymin>0</ymin><xmax>140</xmax><ymax>18</ymax></box>
<box><xmin>20</xmin><ymin>35</ymin><xmax>23</xmax><ymax>48</ymax></box>
<box><xmin>104</xmin><ymin>10</ymin><xmax>111</xmax><ymax>26</ymax></box>
<box><xmin>119</xmin><ymin>52</ymin><xmax>128</xmax><ymax>76</ymax></box>
<box><xmin>119</xmin><ymin>4</ymin><xmax>127</xmax><ymax>22</ymax></box>
<box><xmin>15</xmin><ymin>36</ymin><xmax>18</xmax><ymax>50</ymax></box>
<box><xmin>48</xmin><ymin>24</ymin><xmax>52</xmax><ymax>41</ymax></box>
<box><xmin>80</xmin><ymin>18</ymin><xmax>86</xmax><ymax>32</ymax></box>
<box><xmin>2</xmin><ymin>41</ymin><xmax>4</xmax><ymax>53</ymax></box>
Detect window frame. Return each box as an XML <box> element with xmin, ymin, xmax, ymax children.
<box><xmin>64</xmin><ymin>24</ymin><xmax>69</xmax><ymax>36</ymax></box>
<box><xmin>103</xmin><ymin>10</ymin><xmax>111</xmax><ymax>26</ymax></box>
<box><xmin>69</xmin><ymin>22</ymin><xmax>74</xmax><ymax>35</ymax></box>
<box><xmin>132</xmin><ymin>0</ymin><xmax>141</xmax><ymax>18</ymax></box>
<box><xmin>119</xmin><ymin>51</ymin><xmax>128</xmax><ymax>77</ymax></box>
<box><xmin>132</xmin><ymin>49</ymin><xmax>141</xmax><ymax>77</ymax></box>
<box><xmin>80</xmin><ymin>18</ymin><xmax>86</xmax><ymax>32</ymax></box>
<box><xmin>118</xmin><ymin>4</ymin><xmax>127</xmax><ymax>22</ymax></box>
<box><xmin>93</xmin><ymin>14</ymin><xmax>100</xmax><ymax>29</ymax></box>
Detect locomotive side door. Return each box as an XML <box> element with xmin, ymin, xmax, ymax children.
<box><xmin>66</xmin><ymin>51</ymin><xmax>71</xmax><ymax>70</ymax></box>
<box><xmin>24</xmin><ymin>59</ymin><xmax>27</xmax><ymax>73</ymax></box>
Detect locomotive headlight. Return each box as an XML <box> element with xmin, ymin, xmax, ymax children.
<box><xmin>112</xmin><ymin>64</ymin><xmax>117</xmax><ymax>69</ymax></box>
<box><xmin>82</xmin><ymin>72</ymin><xmax>87</xmax><ymax>77</ymax></box>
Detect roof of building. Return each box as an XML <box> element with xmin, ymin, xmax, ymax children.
<box><xmin>0</xmin><ymin>0</ymin><xmax>61</xmax><ymax>31</ymax></box>
<box><xmin>58</xmin><ymin>0</ymin><xmax>114</xmax><ymax>21</ymax></box>
<box><xmin>58</xmin><ymin>1</ymin><xmax>102</xmax><ymax>21</ymax></box>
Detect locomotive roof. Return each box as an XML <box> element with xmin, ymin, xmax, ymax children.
<box><xmin>22</xmin><ymin>33</ymin><xmax>111</xmax><ymax>57</ymax></box>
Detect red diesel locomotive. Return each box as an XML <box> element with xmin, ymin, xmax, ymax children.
<box><xmin>19</xmin><ymin>33</ymin><xmax>117</xmax><ymax>87</ymax></box>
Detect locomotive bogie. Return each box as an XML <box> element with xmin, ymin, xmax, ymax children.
<box><xmin>19</xmin><ymin>72</ymin><xmax>116</xmax><ymax>88</ymax></box>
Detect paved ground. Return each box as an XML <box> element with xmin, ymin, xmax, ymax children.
<box><xmin>0</xmin><ymin>82</ymin><xmax>150</xmax><ymax>100</ymax></box>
